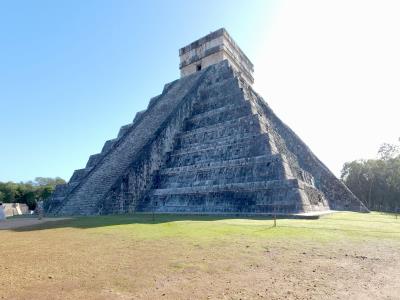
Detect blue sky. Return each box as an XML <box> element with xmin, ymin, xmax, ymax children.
<box><xmin>0</xmin><ymin>0</ymin><xmax>277</xmax><ymax>182</ymax></box>
<box><xmin>1</xmin><ymin>1</ymin><xmax>399</xmax><ymax>182</ymax></box>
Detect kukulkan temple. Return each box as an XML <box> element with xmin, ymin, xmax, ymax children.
<box><xmin>47</xmin><ymin>28</ymin><xmax>367</xmax><ymax>215</ymax></box>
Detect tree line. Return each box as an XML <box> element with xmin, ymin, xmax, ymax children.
<box><xmin>341</xmin><ymin>140</ymin><xmax>400</xmax><ymax>212</ymax></box>
<box><xmin>0</xmin><ymin>177</ymin><xmax>65</xmax><ymax>210</ymax></box>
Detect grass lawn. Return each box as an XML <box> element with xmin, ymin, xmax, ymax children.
<box><xmin>1</xmin><ymin>212</ymin><xmax>399</xmax><ymax>299</ymax></box>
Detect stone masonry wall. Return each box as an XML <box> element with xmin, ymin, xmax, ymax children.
<box><xmin>246</xmin><ymin>87</ymin><xmax>368</xmax><ymax>212</ymax></box>
<box><xmin>49</xmin><ymin>66</ymin><xmax>211</xmax><ymax>215</ymax></box>
<box><xmin>48</xmin><ymin>60</ymin><xmax>367</xmax><ymax>215</ymax></box>
<box><xmin>100</xmin><ymin>62</ymin><xmax>236</xmax><ymax>213</ymax></box>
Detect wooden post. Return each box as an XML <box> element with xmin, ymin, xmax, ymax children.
<box><xmin>152</xmin><ymin>202</ymin><xmax>156</xmax><ymax>223</ymax></box>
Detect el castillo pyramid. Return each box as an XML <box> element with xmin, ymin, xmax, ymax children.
<box><xmin>47</xmin><ymin>28</ymin><xmax>368</xmax><ymax>215</ymax></box>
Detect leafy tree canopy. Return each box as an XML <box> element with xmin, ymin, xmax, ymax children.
<box><xmin>0</xmin><ymin>177</ymin><xmax>66</xmax><ymax>210</ymax></box>
<box><xmin>341</xmin><ymin>139</ymin><xmax>400</xmax><ymax>212</ymax></box>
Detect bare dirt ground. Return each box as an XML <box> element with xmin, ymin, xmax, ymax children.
<box><xmin>0</xmin><ymin>213</ymin><xmax>399</xmax><ymax>300</ymax></box>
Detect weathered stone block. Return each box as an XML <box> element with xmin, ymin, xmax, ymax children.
<box><xmin>47</xmin><ymin>50</ymin><xmax>367</xmax><ymax>215</ymax></box>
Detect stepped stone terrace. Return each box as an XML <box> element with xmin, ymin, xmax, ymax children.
<box><xmin>46</xmin><ymin>28</ymin><xmax>368</xmax><ymax>216</ymax></box>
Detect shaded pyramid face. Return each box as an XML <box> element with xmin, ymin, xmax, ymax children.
<box><xmin>47</xmin><ymin>61</ymin><xmax>367</xmax><ymax>215</ymax></box>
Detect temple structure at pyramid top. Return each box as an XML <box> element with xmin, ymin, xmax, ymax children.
<box><xmin>46</xmin><ymin>28</ymin><xmax>368</xmax><ymax>216</ymax></box>
<box><xmin>179</xmin><ymin>28</ymin><xmax>254</xmax><ymax>85</ymax></box>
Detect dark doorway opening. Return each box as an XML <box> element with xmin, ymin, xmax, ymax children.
<box><xmin>196</xmin><ymin>64</ymin><xmax>202</xmax><ymax>71</ymax></box>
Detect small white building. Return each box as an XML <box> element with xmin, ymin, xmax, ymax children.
<box><xmin>2</xmin><ymin>203</ymin><xmax>30</xmax><ymax>218</ymax></box>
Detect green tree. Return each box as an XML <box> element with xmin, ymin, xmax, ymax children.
<box><xmin>23</xmin><ymin>190</ymin><xmax>36</xmax><ymax>210</ymax></box>
<box><xmin>0</xmin><ymin>177</ymin><xmax>66</xmax><ymax>209</ymax></box>
<box><xmin>34</xmin><ymin>177</ymin><xmax>65</xmax><ymax>187</ymax></box>
<box><xmin>378</xmin><ymin>143</ymin><xmax>399</xmax><ymax>160</ymax></box>
<box><xmin>341</xmin><ymin>140</ymin><xmax>400</xmax><ymax>212</ymax></box>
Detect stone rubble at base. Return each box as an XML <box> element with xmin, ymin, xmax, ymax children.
<box><xmin>46</xmin><ymin>29</ymin><xmax>368</xmax><ymax>216</ymax></box>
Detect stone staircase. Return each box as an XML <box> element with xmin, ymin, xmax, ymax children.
<box><xmin>47</xmin><ymin>60</ymin><xmax>368</xmax><ymax>215</ymax></box>
<box><xmin>49</xmin><ymin>68</ymin><xmax>209</xmax><ymax>215</ymax></box>
<box><xmin>142</xmin><ymin>76</ymin><xmax>325</xmax><ymax>214</ymax></box>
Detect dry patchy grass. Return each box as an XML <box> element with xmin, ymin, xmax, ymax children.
<box><xmin>1</xmin><ymin>212</ymin><xmax>399</xmax><ymax>299</ymax></box>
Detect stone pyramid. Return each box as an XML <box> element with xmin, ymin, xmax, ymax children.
<box><xmin>47</xmin><ymin>29</ymin><xmax>367</xmax><ymax>215</ymax></box>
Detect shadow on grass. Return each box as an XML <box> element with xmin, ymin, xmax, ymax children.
<box><xmin>9</xmin><ymin>213</ymin><xmax>282</xmax><ymax>232</ymax></box>
<box><xmin>7</xmin><ymin>212</ymin><xmax>400</xmax><ymax>235</ymax></box>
